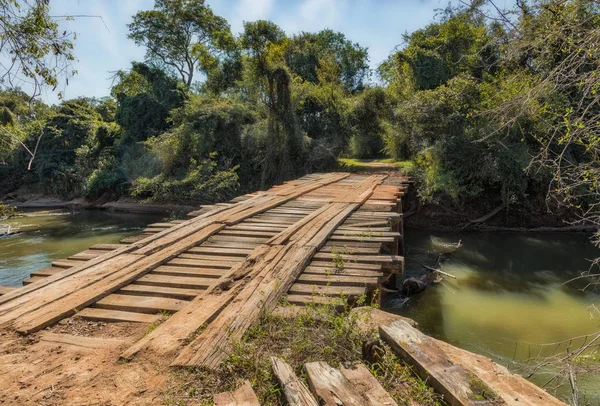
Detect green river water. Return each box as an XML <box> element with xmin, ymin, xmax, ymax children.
<box><xmin>1</xmin><ymin>211</ymin><xmax>599</xmax><ymax>402</ymax></box>
<box><xmin>387</xmin><ymin>229</ymin><xmax>600</xmax><ymax>403</ymax></box>
<box><xmin>0</xmin><ymin>209</ymin><xmax>163</xmax><ymax>286</ymax></box>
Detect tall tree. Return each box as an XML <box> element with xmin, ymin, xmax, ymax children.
<box><xmin>286</xmin><ymin>29</ymin><xmax>370</xmax><ymax>92</ymax></box>
<box><xmin>128</xmin><ymin>0</ymin><xmax>235</xmax><ymax>88</ymax></box>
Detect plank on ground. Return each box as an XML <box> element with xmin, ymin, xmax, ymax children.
<box><xmin>270</xmin><ymin>357</ymin><xmax>318</xmax><ymax>406</ymax></box>
<box><xmin>305</xmin><ymin>361</ymin><xmax>364</xmax><ymax>406</ymax></box>
<box><xmin>380</xmin><ymin>320</ymin><xmax>501</xmax><ymax>406</ymax></box>
<box><xmin>213</xmin><ymin>380</ymin><xmax>260</xmax><ymax>406</ymax></box>
<box><xmin>339</xmin><ymin>363</ymin><xmax>398</xmax><ymax>406</ymax></box>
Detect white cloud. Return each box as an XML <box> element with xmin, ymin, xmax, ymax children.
<box><xmin>235</xmin><ymin>0</ymin><xmax>274</xmax><ymax>22</ymax></box>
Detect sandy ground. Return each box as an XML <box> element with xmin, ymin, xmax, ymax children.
<box><xmin>0</xmin><ymin>319</ymin><xmax>171</xmax><ymax>406</ymax></box>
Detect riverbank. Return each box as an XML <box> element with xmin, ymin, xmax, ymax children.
<box><xmin>3</xmin><ymin>194</ymin><xmax>197</xmax><ymax>215</ymax></box>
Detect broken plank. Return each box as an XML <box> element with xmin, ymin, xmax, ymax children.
<box><xmin>271</xmin><ymin>357</ymin><xmax>318</xmax><ymax>406</ymax></box>
<box><xmin>380</xmin><ymin>320</ymin><xmax>501</xmax><ymax>406</ymax></box>
<box><xmin>213</xmin><ymin>380</ymin><xmax>260</xmax><ymax>406</ymax></box>
<box><xmin>339</xmin><ymin>363</ymin><xmax>398</xmax><ymax>406</ymax></box>
<box><xmin>305</xmin><ymin>361</ymin><xmax>364</xmax><ymax>406</ymax></box>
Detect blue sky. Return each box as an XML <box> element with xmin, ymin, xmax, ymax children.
<box><xmin>37</xmin><ymin>0</ymin><xmax>507</xmax><ymax>104</ymax></box>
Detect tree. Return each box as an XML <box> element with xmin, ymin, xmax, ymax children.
<box><xmin>286</xmin><ymin>29</ymin><xmax>370</xmax><ymax>92</ymax></box>
<box><xmin>112</xmin><ymin>62</ymin><xmax>186</xmax><ymax>145</ymax></box>
<box><xmin>0</xmin><ymin>0</ymin><xmax>76</xmax><ymax>99</ymax></box>
<box><xmin>240</xmin><ymin>20</ymin><xmax>305</xmax><ymax>187</ymax></box>
<box><xmin>128</xmin><ymin>0</ymin><xmax>235</xmax><ymax>87</ymax></box>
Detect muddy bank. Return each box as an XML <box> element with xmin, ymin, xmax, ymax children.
<box><xmin>3</xmin><ymin>195</ymin><xmax>197</xmax><ymax>215</ymax></box>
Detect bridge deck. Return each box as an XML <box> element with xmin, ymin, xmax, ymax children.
<box><xmin>0</xmin><ymin>172</ymin><xmax>407</xmax><ymax>367</ymax></box>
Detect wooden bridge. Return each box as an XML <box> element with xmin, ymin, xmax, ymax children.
<box><xmin>0</xmin><ymin>172</ymin><xmax>408</xmax><ymax>368</ymax></box>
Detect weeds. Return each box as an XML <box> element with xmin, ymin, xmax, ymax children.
<box><xmin>163</xmin><ymin>296</ymin><xmax>444</xmax><ymax>406</ymax></box>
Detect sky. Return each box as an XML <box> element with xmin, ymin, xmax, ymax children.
<box><xmin>34</xmin><ymin>0</ymin><xmax>491</xmax><ymax>104</ymax></box>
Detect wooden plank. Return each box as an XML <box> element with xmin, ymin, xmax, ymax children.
<box><xmin>283</xmin><ymin>294</ymin><xmax>346</xmax><ymax>306</ymax></box>
<box><xmin>305</xmin><ymin>362</ymin><xmax>364</xmax><ymax>406</ymax></box>
<box><xmin>313</xmin><ymin>253</ymin><xmax>402</xmax><ymax>264</ymax></box>
<box><xmin>77</xmin><ymin>308</ymin><xmax>161</xmax><ymax>324</ymax></box>
<box><xmin>339</xmin><ymin>363</ymin><xmax>398</xmax><ymax>406</ymax></box>
<box><xmin>380</xmin><ymin>320</ymin><xmax>501</xmax><ymax>406</ymax></box>
<box><xmin>119</xmin><ymin>284</ymin><xmax>203</xmax><ymax>300</ymax></box>
<box><xmin>0</xmin><ymin>286</ymin><xmax>16</xmax><ymax>296</ymax></box>
<box><xmin>177</xmin><ymin>253</ymin><xmax>245</xmax><ymax>263</ymax></box>
<box><xmin>95</xmin><ymin>294</ymin><xmax>185</xmax><ymax>314</ymax></box>
<box><xmin>168</xmin><ymin>257</ymin><xmax>238</xmax><ymax>268</ymax></box>
<box><xmin>151</xmin><ymin>266</ymin><xmax>225</xmax><ymax>278</ymax></box>
<box><xmin>296</xmin><ymin>274</ymin><xmax>379</xmax><ymax>287</ymax></box>
<box><xmin>22</xmin><ymin>276</ymin><xmax>46</xmax><ymax>285</ymax></box>
<box><xmin>136</xmin><ymin>274</ymin><xmax>215</xmax><ymax>290</ymax></box>
<box><xmin>40</xmin><ymin>332</ymin><xmax>125</xmax><ymax>349</ymax></box>
<box><xmin>187</xmin><ymin>246</ymin><xmax>253</xmax><ymax>257</ymax></box>
<box><xmin>30</xmin><ymin>267</ymin><xmax>64</xmax><ymax>277</ymax></box>
<box><xmin>271</xmin><ymin>357</ymin><xmax>318</xmax><ymax>406</ymax></box>
<box><xmin>303</xmin><ymin>266</ymin><xmax>383</xmax><ymax>278</ymax></box>
<box><xmin>51</xmin><ymin>259</ymin><xmax>82</xmax><ymax>269</ymax></box>
<box><xmin>288</xmin><ymin>284</ymin><xmax>366</xmax><ymax>297</ymax></box>
<box><xmin>89</xmin><ymin>244</ymin><xmax>122</xmax><ymax>251</ymax></box>
<box><xmin>213</xmin><ymin>380</ymin><xmax>260</xmax><ymax>406</ymax></box>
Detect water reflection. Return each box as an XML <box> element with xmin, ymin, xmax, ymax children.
<box><xmin>385</xmin><ymin>229</ymin><xmax>600</xmax><ymax>402</ymax></box>
<box><xmin>0</xmin><ymin>210</ymin><xmax>164</xmax><ymax>286</ymax></box>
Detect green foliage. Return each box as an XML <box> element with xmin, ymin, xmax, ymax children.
<box><xmin>113</xmin><ymin>62</ymin><xmax>186</xmax><ymax>145</ymax></box>
<box><xmin>0</xmin><ymin>201</ymin><xmax>18</xmax><ymax>219</ymax></box>
<box><xmin>131</xmin><ymin>157</ymin><xmax>239</xmax><ymax>204</ymax></box>
<box><xmin>127</xmin><ymin>0</ymin><xmax>235</xmax><ymax>87</ymax></box>
<box><xmin>0</xmin><ymin>0</ymin><xmax>76</xmax><ymax>99</ymax></box>
<box><xmin>286</xmin><ymin>29</ymin><xmax>370</xmax><ymax>92</ymax></box>
<box><xmin>349</xmin><ymin>87</ymin><xmax>389</xmax><ymax>159</ymax></box>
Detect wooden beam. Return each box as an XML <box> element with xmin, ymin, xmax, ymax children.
<box><xmin>271</xmin><ymin>357</ymin><xmax>318</xmax><ymax>406</ymax></box>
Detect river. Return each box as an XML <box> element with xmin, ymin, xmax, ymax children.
<box><xmin>0</xmin><ymin>209</ymin><xmax>164</xmax><ymax>287</ymax></box>
<box><xmin>386</xmin><ymin>229</ymin><xmax>600</xmax><ymax>403</ymax></box>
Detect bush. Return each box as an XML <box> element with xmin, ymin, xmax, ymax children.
<box><xmin>131</xmin><ymin>157</ymin><xmax>239</xmax><ymax>204</ymax></box>
<box><xmin>83</xmin><ymin>169</ymin><xmax>128</xmax><ymax>201</ymax></box>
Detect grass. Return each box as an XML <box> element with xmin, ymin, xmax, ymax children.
<box><xmin>337</xmin><ymin>158</ymin><xmax>415</xmax><ymax>175</ymax></box>
<box><xmin>162</xmin><ymin>297</ymin><xmax>444</xmax><ymax>406</ymax></box>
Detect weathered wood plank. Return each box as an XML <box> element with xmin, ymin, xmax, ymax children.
<box><xmin>380</xmin><ymin>320</ymin><xmax>502</xmax><ymax>406</ymax></box>
<box><xmin>213</xmin><ymin>380</ymin><xmax>260</xmax><ymax>406</ymax></box>
<box><xmin>136</xmin><ymin>274</ymin><xmax>215</xmax><ymax>290</ymax></box>
<box><xmin>94</xmin><ymin>294</ymin><xmax>186</xmax><ymax>314</ymax></box>
<box><xmin>305</xmin><ymin>361</ymin><xmax>364</xmax><ymax>406</ymax></box>
<box><xmin>77</xmin><ymin>308</ymin><xmax>161</xmax><ymax>324</ymax></box>
<box><xmin>119</xmin><ymin>284</ymin><xmax>203</xmax><ymax>300</ymax></box>
<box><xmin>339</xmin><ymin>363</ymin><xmax>398</xmax><ymax>406</ymax></box>
<box><xmin>271</xmin><ymin>357</ymin><xmax>318</xmax><ymax>406</ymax></box>
<box><xmin>0</xmin><ymin>286</ymin><xmax>17</xmax><ymax>296</ymax></box>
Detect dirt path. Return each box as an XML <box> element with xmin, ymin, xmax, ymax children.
<box><xmin>0</xmin><ymin>319</ymin><xmax>168</xmax><ymax>405</ymax></box>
